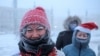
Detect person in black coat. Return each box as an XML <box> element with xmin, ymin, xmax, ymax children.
<box><xmin>56</xmin><ymin>16</ymin><xmax>82</xmax><ymax>50</ymax></box>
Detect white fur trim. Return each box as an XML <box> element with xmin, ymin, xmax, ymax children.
<box><xmin>75</xmin><ymin>26</ymin><xmax>91</xmax><ymax>33</ymax></box>
<box><xmin>56</xmin><ymin>50</ymin><xmax>65</xmax><ymax>56</ymax></box>
<box><xmin>54</xmin><ymin>47</ymin><xmax>65</xmax><ymax>56</ymax></box>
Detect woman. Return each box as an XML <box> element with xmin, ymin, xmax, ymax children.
<box><xmin>18</xmin><ymin>7</ymin><xmax>65</xmax><ymax>56</ymax></box>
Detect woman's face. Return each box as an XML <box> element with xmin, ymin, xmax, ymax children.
<box><xmin>25</xmin><ymin>24</ymin><xmax>46</xmax><ymax>40</ymax></box>
<box><xmin>76</xmin><ymin>31</ymin><xmax>88</xmax><ymax>40</ymax></box>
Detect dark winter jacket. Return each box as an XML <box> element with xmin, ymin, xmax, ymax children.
<box><xmin>62</xmin><ymin>30</ymin><xmax>96</xmax><ymax>56</ymax></box>
<box><xmin>56</xmin><ymin>16</ymin><xmax>81</xmax><ymax>50</ymax></box>
<box><xmin>56</xmin><ymin>31</ymin><xmax>73</xmax><ymax>50</ymax></box>
<box><xmin>18</xmin><ymin>34</ymin><xmax>65</xmax><ymax>56</ymax></box>
<box><xmin>19</xmin><ymin>42</ymin><xmax>65</xmax><ymax>56</ymax></box>
<box><xmin>19</xmin><ymin>41</ymin><xmax>56</xmax><ymax>56</ymax></box>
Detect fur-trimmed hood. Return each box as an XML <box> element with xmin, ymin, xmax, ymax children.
<box><xmin>64</xmin><ymin>16</ymin><xmax>81</xmax><ymax>30</ymax></box>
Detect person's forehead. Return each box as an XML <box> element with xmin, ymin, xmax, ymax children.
<box><xmin>71</xmin><ymin>20</ymin><xmax>77</xmax><ymax>23</ymax></box>
<box><xmin>77</xmin><ymin>31</ymin><xmax>86</xmax><ymax>34</ymax></box>
<box><xmin>27</xmin><ymin>24</ymin><xmax>45</xmax><ymax>28</ymax></box>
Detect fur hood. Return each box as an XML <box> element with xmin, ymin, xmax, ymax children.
<box><xmin>64</xmin><ymin>16</ymin><xmax>81</xmax><ymax>30</ymax></box>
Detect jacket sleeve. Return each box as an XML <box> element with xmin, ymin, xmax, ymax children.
<box><xmin>56</xmin><ymin>32</ymin><xmax>63</xmax><ymax>50</ymax></box>
<box><xmin>93</xmin><ymin>52</ymin><xmax>96</xmax><ymax>56</ymax></box>
<box><xmin>88</xmin><ymin>48</ymin><xmax>96</xmax><ymax>56</ymax></box>
<box><xmin>92</xmin><ymin>50</ymin><xmax>96</xmax><ymax>56</ymax></box>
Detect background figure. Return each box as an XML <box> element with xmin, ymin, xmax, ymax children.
<box><xmin>63</xmin><ymin>22</ymin><xmax>98</xmax><ymax>56</ymax></box>
<box><xmin>56</xmin><ymin>16</ymin><xmax>81</xmax><ymax>50</ymax></box>
<box><xmin>18</xmin><ymin>7</ymin><xmax>65</xmax><ymax>56</ymax></box>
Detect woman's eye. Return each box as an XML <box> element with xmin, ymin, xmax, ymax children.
<box><xmin>78</xmin><ymin>34</ymin><xmax>82</xmax><ymax>37</ymax></box>
<box><xmin>37</xmin><ymin>29</ymin><xmax>43</xmax><ymax>31</ymax></box>
<box><xmin>26</xmin><ymin>27</ymin><xmax>33</xmax><ymax>32</ymax></box>
<box><xmin>27</xmin><ymin>29</ymin><xmax>32</xmax><ymax>32</ymax></box>
<box><xmin>28</xmin><ymin>30</ymin><xmax>32</xmax><ymax>31</ymax></box>
<box><xmin>83</xmin><ymin>35</ymin><xmax>87</xmax><ymax>37</ymax></box>
<box><xmin>27</xmin><ymin>29</ymin><xmax>33</xmax><ymax>32</ymax></box>
<box><xmin>37</xmin><ymin>26</ymin><xmax>45</xmax><ymax>31</ymax></box>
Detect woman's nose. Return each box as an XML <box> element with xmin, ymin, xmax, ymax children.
<box><xmin>31</xmin><ymin>31</ymin><xmax>40</xmax><ymax>39</ymax></box>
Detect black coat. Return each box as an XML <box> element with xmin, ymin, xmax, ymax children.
<box><xmin>56</xmin><ymin>16</ymin><xmax>81</xmax><ymax>50</ymax></box>
<box><xmin>56</xmin><ymin>31</ymin><xmax>73</xmax><ymax>50</ymax></box>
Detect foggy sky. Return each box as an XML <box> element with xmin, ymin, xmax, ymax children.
<box><xmin>0</xmin><ymin>0</ymin><xmax>100</xmax><ymax>19</ymax></box>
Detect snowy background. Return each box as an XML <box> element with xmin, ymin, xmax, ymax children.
<box><xmin>0</xmin><ymin>0</ymin><xmax>100</xmax><ymax>56</ymax></box>
<box><xmin>0</xmin><ymin>30</ymin><xmax>100</xmax><ymax>56</ymax></box>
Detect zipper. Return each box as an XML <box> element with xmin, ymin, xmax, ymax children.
<box><xmin>79</xmin><ymin>43</ymin><xmax>82</xmax><ymax>56</ymax></box>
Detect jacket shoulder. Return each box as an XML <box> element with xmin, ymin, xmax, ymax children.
<box><xmin>62</xmin><ymin>44</ymin><xmax>73</xmax><ymax>52</ymax></box>
<box><xmin>62</xmin><ymin>44</ymin><xmax>73</xmax><ymax>56</ymax></box>
<box><xmin>58</xmin><ymin>31</ymin><xmax>68</xmax><ymax>36</ymax></box>
<box><xmin>86</xmin><ymin>48</ymin><xmax>96</xmax><ymax>56</ymax></box>
<box><xmin>59</xmin><ymin>31</ymin><xmax>66</xmax><ymax>34</ymax></box>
